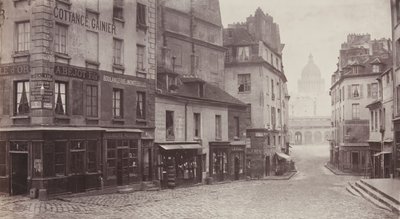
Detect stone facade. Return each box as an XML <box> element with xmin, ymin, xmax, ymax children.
<box><xmin>0</xmin><ymin>0</ymin><xmax>156</xmax><ymax>195</ymax></box>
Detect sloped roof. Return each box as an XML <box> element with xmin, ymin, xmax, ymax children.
<box><xmin>223</xmin><ymin>28</ymin><xmax>256</xmax><ymax>46</ymax></box>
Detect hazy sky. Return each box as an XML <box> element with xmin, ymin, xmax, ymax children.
<box><xmin>219</xmin><ymin>0</ymin><xmax>391</xmax><ymax>93</ymax></box>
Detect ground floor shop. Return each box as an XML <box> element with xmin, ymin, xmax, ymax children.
<box><xmin>368</xmin><ymin>141</ymin><xmax>393</xmax><ymax>178</ymax></box>
<box><xmin>156</xmin><ymin>142</ymin><xmax>202</xmax><ymax>188</ymax></box>
<box><xmin>393</xmin><ymin>120</ymin><xmax>400</xmax><ymax>178</ymax></box>
<box><xmin>209</xmin><ymin>141</ymin><xmax>245</xmax><ymax>182</ymax></box>
<box><xmin>0</xmin><ymin>128</ymin><xmax>154</xmax><ymax>196</ymax></box>
<box><xmin>338</xmin><ymin>144</ymin><xmax>370</xmax><ymax>174</ymax></box>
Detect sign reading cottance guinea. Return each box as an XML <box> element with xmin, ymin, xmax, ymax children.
<box><xmin>54</xmin><ymin>7</ymin><xmax>116</xmax><ymax>34</ymax></box>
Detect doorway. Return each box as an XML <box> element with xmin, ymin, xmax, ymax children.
<box><xmin>142</xmin><ymin>148</ymin><xmax>152</xmax><ymax>181</ymax></box>
<box><xmin>70</xmin><ymin>151</ymin><xmax>85</xmax><ymax>193</ymax></box>
<box><xmin>265</xmin><ymin>156</ymin><xmax>270</xmax><ymax>176</ymax></box>
<box><xmin>234</xmin><ymin>156</ymin><xmax>240</xmax><ymax>180</ymax></box>
<box><xmin>351</xmin><ymin>152</ymin><xmax>359</xmax><ymax>171</ymax></box>
<box><xmin>11</xmin><ymin>153</ymin><xmax>28</xmax><ymax>195</ymax></box>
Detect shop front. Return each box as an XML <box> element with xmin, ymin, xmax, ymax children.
<box><xmin>156</xmin><ymin>142</ymin><xmax>202</xmax><ymax>188</ymax></box>
<box><xmin>209</xmin><ymin>141</ymin><xmax>245</xmax><ymax>182</ymax></box>
<box><xmin>274</xmin><ymin>152</ymin><xmax>292</xmax><ymax>175</ymax></box>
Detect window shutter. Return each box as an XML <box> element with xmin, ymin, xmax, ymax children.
<box><xmin>367</xmin><ymin>84</ymin><xmax>371</xmax><ymax>97</ymax></box>
<box><xmin>360</xmin><ymin>84</ymin><xmax>363</xmax><ymax>98</ymax></box>
<box><xmin>348</xmin><ymin>85</ymin><xmax>351</xmax><ymax>99</ymax></box>
<box><xmin>3</xmin><ymin>80</ymin><xmax>9</xmax><ymax>115</ymax></box>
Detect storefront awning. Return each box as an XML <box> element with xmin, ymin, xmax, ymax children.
<box><xmin>373</xmin><ymin>151</ymin><xmax>392</xmax><ymax>157</ymax></box>
<box><xmin>159</xmin><ymin>143</ymin><xmax>202</xmax><ymax>150</ymax></box>
<box><xmin>276</xmin><ymin>152</ymin><xmax>291</xmax><ymax>161</ymax></box>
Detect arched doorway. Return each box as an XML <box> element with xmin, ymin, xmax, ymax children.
<box><xmin>295</xmin><ymin>132</ymin><xmax>302</xmax><ymax>145</ymax></box>
<box><xmin>305</xmin><ymin>131</ymin><xmax>312</xmax><ymax>144</ymax></box>
<box><xmin>314</xmin><ymin>131</ymin><xmax>322</xmax><ymax>144</ymax></box>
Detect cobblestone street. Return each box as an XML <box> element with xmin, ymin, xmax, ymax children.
<box><xmin>0</xmin><ymin>144</ymin><xmax>397</xmax><ymax>219</ymax></box>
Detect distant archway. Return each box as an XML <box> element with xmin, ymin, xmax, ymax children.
<box><xmin>314</xmin><ymin>131</ymin><xmax>322</xmax><ymax>144</ymax></box>
<box><xmin>295</xmin><ymin>132</ymin><xmax>302</xmax><ymax>145</ymax></box>
<box><xmin>305</xmin><ymin>131</ymin><xmax>312</xmax><ymax>144</ymax></box>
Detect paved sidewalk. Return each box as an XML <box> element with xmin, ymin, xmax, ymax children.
<box><xmin>361</xmin><ymin>178</ymin><xmax>400</xmax><ymax>204</ymax></box>
<box><xmin>325</xmin><ymin>162</ymin><xmax>365</xmax><ymax>176</ymax></box>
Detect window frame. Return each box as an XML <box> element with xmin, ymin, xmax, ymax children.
<box><xmin>136</xmin><ymin>44</ymin><xmax>145</xmax><ymax>71</ymax></box>
<box><xmin>352</xmin><ymin>103</ymin><xmax>360</xmax><ymax>120</ymax></box>
<box><xmin>112</xmin><ymin>89</ymin><xmax>123</xmax><ymax>119</ymax></box>
<box><xmin>14</xmin><ymin>80</ymin><xmax>30</xmax><ymax>115</ymax></box>
<box><xmin>86</xmin><ymin>85</ymin><xmax>98</xmax><ymax>118</ymax></box>
<box><xmin>137</xmin><ymin>3</ymin><xmax>147</xmax><ymax>27</ymax></box>
<box><xmin>238</xmin><ymin>74</ymin><xmax>251</xmax><ymax>93</ymax></box>
<box><xmin>54</xmin><ymin>23</ymin><xmax>67</xmax><ymax>54</ymax></box>
<box><xmin>54</xmin><ymin>81</ymin><xmax>68</xmax><ymax>115</ymax></box>
<box><xmin>113</xmin><ymin>38</ymin><xmax>124</xmax><ymax>65</ymax></box>
<box><xmin>194</xmin><ymin>113</ymin><xmax>201</xmax><ymax>138</ymax></box>
<box><xmin>166</xmin><ymin>110</ymin><xmax>175</xmax><ymax>140</ymax></box>
<box><xmin>215</xmin><ymin>115</ymin><xmax>222</xmax><ymax>140</ymax></box>
<box><xmin>16</xmin><ymin>21</ymin><xmax>30</xmax><ymax>53</ymax></box>
<box><xmin>136</xmin><ymin>91</ymin><xmax>146</xmax><ymax>120</ymax></box>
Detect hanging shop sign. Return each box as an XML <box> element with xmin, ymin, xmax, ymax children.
<box><xmin>54</xmin><ymin>7</ymin><xmax>117</xmax><ymax>34</ymax></box>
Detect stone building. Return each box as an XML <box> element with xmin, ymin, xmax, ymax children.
<box><xmin>223</xmin><ymin>8</ymin><xmax>290</xmax><ymax>177</ymax></box>
<box><xmin>155</xmin><ymin>0</ymin><xmax>250</xmax><ymax>186</ymax></box>
<box><xmin>288</xmin><ymin>55</ymin><xmax>331</xmax><ymax>145</ymax></box>
<box><xmin>0</xmin><ymin>0</ymin><xmax>156</xmax><ymax>196</ymax></box>
<box><xmin>390</xmin><ymin>0</ymin><xmax>400</xmax><ymax>178</ymax></box>
<box><xmin>330</xmin><ymin>34</ymin><xmax>392</xmax><ymax>174</ymax></box>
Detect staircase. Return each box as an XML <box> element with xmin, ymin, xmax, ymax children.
<box><xmin>347</xmin><ymin>180</ymin><xmax>400</xmax><ymax>214</ymax></box>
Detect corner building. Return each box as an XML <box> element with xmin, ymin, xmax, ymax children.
<box><xmin>0</xmin><ymin>0</ymin><xmax>156</xmax><ymax>196</ymax></box>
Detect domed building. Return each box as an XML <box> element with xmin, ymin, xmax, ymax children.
<box><xmin>289</xmin><ymin>54</ymin><xmax>331</xmax><ymax>145</ymax></box>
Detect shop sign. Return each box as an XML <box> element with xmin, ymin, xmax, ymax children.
<box><xmin>232</xmin><ymin>147</ymin><xmax>244</xmax><ymax>152</ymax></box>
<box><xmin>55</xmin><ymin>64</ymin><xmax>99</xmax><ymax>81</ymax></box>
<box><xmin>54</xmin><ymin>7</ymin><xmax>117</xmax><ymax>34</ymax></box>
<box><xmin>247</xmin><ymin>148</ymin><xmax>263</xmax><ymax>155</ymax></box>
<box><xmin>255</xmin><ymin>132</ymin><xmax>265</xmax><ymax>137</ymax></box>
<box><xmin>31</xmin><ymin>73</ymin><xmax>53</xmax><ymax>81</ymax></box>
<box><xmin>0</xmin><ymin>63</ymin><xmax>30</xmax><ymax>75</ymax></box>
<box><xmin>103</xmin><ymin>75</ymin><xmax>147</xmax><ymax>87</ymax></box>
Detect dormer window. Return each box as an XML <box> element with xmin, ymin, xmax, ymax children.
<box><xmin>352</xmin><ymin>66</ymin><xmax>359</xmax><ymax>74</ymax></box>
<box><xmin>372</xmin><ymin>64</ymin><xmax>380</xmax><ymax>73</ymax></box>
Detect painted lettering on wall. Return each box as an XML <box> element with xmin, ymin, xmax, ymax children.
<box><xmin>0</xmin><ymin>63</ymin><xmax>29</xmax><ymax>75</ymax></box>
<box><xmin>54</xmin><ymin>7</ymin><xmax>116</xmax><ymax>34</ymax></box>
<box><xmin>54</xmin><ymin>64</ymin><xmax>99</xmax><ymax>81</ymax></box>
<box><xmin>103</xmin><ymin>75</ymin><xmax>147</xmax><ymax>87</ymax></box>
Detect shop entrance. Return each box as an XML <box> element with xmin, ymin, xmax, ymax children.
<box><xmin>11</xmin><ymin>153</ymin><xmax>28</xmax><ymax>195</ymax></box>
<box><xmin>70</xmin><ymin>151</ymin><xmax>85</xmax><ymax>193</ymax></box>
<box><xmin>234</xmin><ymin>156</ymin><xmax>240</xmax><ymax>180</ymax></box>
<box><xmin>351</xmin><ymin>152</ymin><xmax>359</xmax><ymax>171</ymax></box>
<box><xmin>117</xmin><ymin>148</ymin><xmax>129</xmax><ymax>186</ymax></box>
<box><xmin>265</xmin><ymin>156</ymin><xmax>270</xmax><ymax>176</ymax></box>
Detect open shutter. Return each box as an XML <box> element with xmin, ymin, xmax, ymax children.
<box><xmin>360</xmin><ymin>84</ymin><xmax>363</xmax><ymax>98</ymax></box>
<box><xmin>348</xmin><ymin>85</ymin><xmax>351</xmax><ymax>99</ymax></box>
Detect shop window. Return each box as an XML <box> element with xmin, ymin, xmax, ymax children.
<box><xmin>129</xmin><ymin>140</ymin><xmax>139</xmax><ymax>180</ymax></box>
<box><xmin>16</xmin><ymin>21</ymin><xmax>30</xmax><ymax>52</ymax></box>
<box><xmin>70</xmin><ymin>140</ymin><xmax>85</xmax><ymax>175</ymax></box>
<box><xmin>54</xmin><ymin>24</ymin><xmax>67</xmax><ymax>54</ymax></box>
<box><xmin>215</xmin><ymin>115</ymin><xmax>222</xmax><ymax>140</ymax></box>
<box><xmin>136</xmin><ymin>92</ymin><xmax>146</xmax><ymax>119</ymax></box>
<box><xmin>107</xmin><ymin>140</ymin><xmax>117</xmax><ymax>178</ymax></box>
<box><xmin>136</xmin><ymin>3</ymin><xmax>146</xmax><ymax>29</ymax></box>
<box><xmin>113</xmin><ymin>38</ymin><xmax>123</xmax><ymax>65</ymax></box>
<box><xmin>55</xmin><ymin>81</ymin><xmax>67</xmax><ymax>115</ymax></box>
<box><xmin>238</xmin><ymin>74</ymin><xmax>251</xmax><ymax>92</ymax></box>
<box><xmin>15</xmin><ymin>81</ymin><xmax>30</xmax><ymax>115</ymax></box>
<box><xmin>86</xmin><ymin>85</ymin><xmax>98</xmax><ymax>117</ymax></box>
<box><xmin>87</xmin><ymin>140</ymin><xmax>97</xmax><ymax>173</ymax></box>
<box><xmin>0</xmin><ymin>142</ymin><xmax>5</xmax><ymax>176</ymax></box>
<box><xmin>112</xmin><ymin>89</ymin><xmax>123</xmax><ymax>118</ymax></box>
<box><xmin>194</xmin><ymin>113</ymin><xmax>201</xmax><ymax>138</ymax></box>
<box><xmin>43</xmin><ymin>142</ymin><xmax>55</xmax><ymax>177</ymax></box>
<box><xmin>55</xmin><ymin>141</ymin><xmax>66</xmax><ymax>176</ymax></box>
<box><xmin>32</xmin><ymin>142</ymin><xmax>42</xmax><ymax>178</ymax></box>
<box><xmin>136</xmin><ymin>45</ymin><xmax>145</xmax><ymax>71</ymax></box>
<box><xmin>166</xmin><ymin>110</ymin><xmax>175</xmax><ymax>140</ymax></box>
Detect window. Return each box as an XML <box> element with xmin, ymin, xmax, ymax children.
<box><xmin>237</xmin><ymin>47</ymin><xmax>250</xmax><ymax>61</ymax></box>
<box><xmin>87</xmin><ymin>140</ymin><xmax>97</xmax><ymax>173</ymax></box>
<box><xmin>238</xmin><ymin>74</ymin><xmax>251</xmax><ymax>92</ymax></box>
<box><xmin>351</xmin><ymin>84</ymin><xmax>360</xmax><ymax>98</ymax></box>
<box><xmin>166</xmin><ymin>111</ymin><xmax>174</xmax><ymax>140</ymax></box>
<box><xmin>55</xmin><ymin>24</ymin><xmax>67</xmax><ymax>54</ymax></box>
<box><xmin>54</xmin><ymin>141</ymin><xmax>66</xmax><ymax>176</ymax></box>
<box><xmin>113</xmin><ymin>39</ymin><xmax>123</xmax><ymax>65</ymax></box>
<box><xmin>371</xmin><ymin>111</ymin><xmax>374</xmax><ymax>131</ymax></box>
<box><xmin>397</xmin><ymin>86</ymin><xmax>400</xmax><ymax>115</ymax></box>
<box><xmin>352</xmin><ymin>103</ymin><xmax>360</xmax><ymax>120</ymax></box>
<box><xmin>129</xmin><ymin>140</ymin><xmax>139</xmax><ymax>179</ymax></box>
<box><xmin>271</xmin><ymin>79</ymin><xmax>275</xmax><ymax>99</ymax></box>
<box><xmin>372</xmin><ymin>64</ymin><xmax>380</xmax><ymax>73</ymax></box>
<box><xmin>112</xmin><ymin>89</ymin><xmax>122</xmax><ymax>118</ymax></box>
<box><xmin>271</xmin><ymin>107</ymin><xmax>276</xmax><ymax>128</ymax></box>
<box><xmin>137</xmin><ymin>3</ymin><xmax>146</xmax><ymax>27</ymax></box>
<box><xmin>86</xmin><ymin>31</ymin><xmax>99</xmax><ymax>62</ymax></box>
<box><xmin>136</xmin><ymin>92</ymin><xmax>145</xmax><ymax>119</ymax></box>
<box><xmin>215</xmin><ymin>115</ymin><xmax>222</xmax><ymax>139</ymax></box>
<box><xmin>55</xmin><ymin>82</ymin><xmax>67</xmax><ymax>115</ymax></box>
<box><xmin>113</xmin><ymin>0</ymin><xmax>123</xmax><ymax>19</ymax></box>
<box><xmin>107</xmin><ymin>140</ymin><xmax>117</xmax><ymax>177</ymax></box>
<box><xmin>0</xmin><ymin>142</ymin><xmax>5</xmax><ymax>176</ymax></box>
<box><xmin>397</xmin><ymin>39</ymin><xmax>400</xmax><ymax>67</ymax></box>
<box><xmin>15</xmin><ymin>81</ymin><xmax>30</xmax><ymax>115</ymax></box>
<box><xmin>234</xmin><ymin>116</ymin><xmax>240</xmax><ymax>138</ymax></box>
<box><xmin>371</xmin><ymin>83</ymin><xmax>378</xmax><ymax>98</ymax></box>
<box><xmin>16</xmin><ymin>21</ymin><xmax>30</xmax><ymax>52</ymax></box>
<box><xmin>194</xmin><ymin>113</ymin><xmax>201</xmax><ymax>138</ymax></box>
<box><xmin>375</xmin><ymin>111</ymin><xmax>378</xmax><ymax>131</ymax></box>
<box><xmin>136</xmin><ymin>45</ymin><xmax>145</xmax><ymax>71</ymax></box>
<box><xmin>225</xmin><ymin>48</ymin><xmax>231</xmax><ymax>62</ymax></box>
<box><xmin>86</xmin><ymin>85</ymin><xmax>98</xmax><ymax>117</ymax></box>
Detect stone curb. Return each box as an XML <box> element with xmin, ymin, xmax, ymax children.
<box><xmin>324</xmin><ymin>163</ymin><xmax>364</xmax><ymax>176</ymax></box>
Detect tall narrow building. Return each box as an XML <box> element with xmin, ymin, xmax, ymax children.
<box><xmin>223</xmin><ymin>8</ymin><xmax>290</xmax><ymax>177</ymax></box>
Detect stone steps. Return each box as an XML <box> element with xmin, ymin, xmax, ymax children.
<box><xmin>347</xmin><ymin>180</ymin><xmax>399</xmax><ymax>214</ymax></box>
